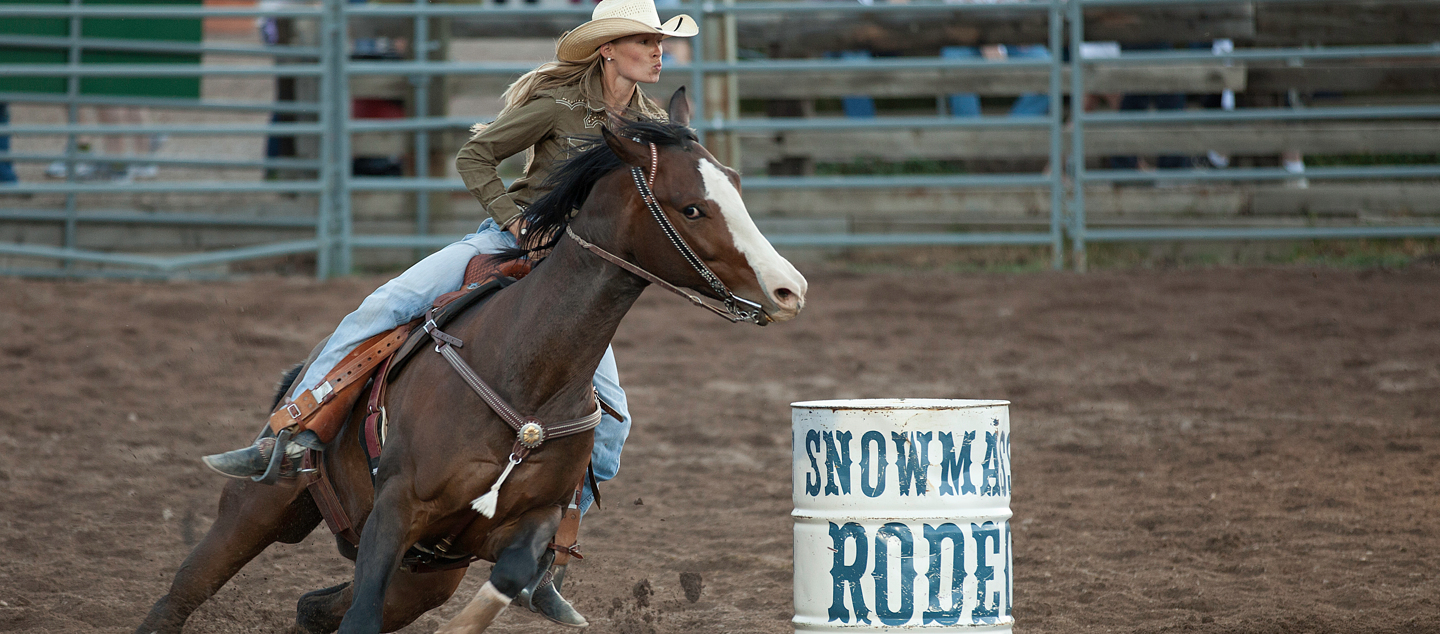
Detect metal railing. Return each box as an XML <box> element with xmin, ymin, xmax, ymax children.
<box><xmin>0</xmin><ymin>0</ymin><xmax>1435</xmax><ymax>277</ymax></box>
<box><xmin>1067</xmin><ymin>0</ymin><xmax>1440</xmax><ymax>270</ymax></box>
<box><xmin>0</xmin><ymin>0</ymin><xmax>335</xmax><ymax>277</ymax></box>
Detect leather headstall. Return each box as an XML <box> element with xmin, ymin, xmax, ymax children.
<box><xmin>566</xmin><ymin>141</ymin><xmax>770</xmax><ymax>326</ymax></box>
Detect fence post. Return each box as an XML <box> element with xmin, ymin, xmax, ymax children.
<box><xmin>1067</xmin><ymin>0</ymin><xmax>1087</xmax><ymax>273</ymax></box>
<box><xmin>702</xmin><ymin>0</ymin><xmax>737</xmax><ymax>167</ymax></box>
<box><xmin>61</xmin><ymin>0</ymin><xmax>83</xmax><ymax>270</ymax></box>
<box><xmin>1048</xmin><ymin>0</ymin><xmax>1065</xmax><ymax>271</ymax></box>
<box><xmin>689</xmin><ymin>1</ymin><xmax>706</xmax><ymax>147</ymax></box>
<box><xmin>410</xmin><ymin>0</ymin><xmax>431</xmax><ymax>263</ymax></box>
<box><xmin>318</xmin><ymin>0</ymin><xmax>345</xmax><ymax>278</ymax></box>
<box><xmin>336</xmin><ymin>0</ymin><xmax>353</xmax><ymax>275</ymax></box>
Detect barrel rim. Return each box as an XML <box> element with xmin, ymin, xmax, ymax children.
<box><xmin>791</xmin><ymin>398</ymin><xmax>1009</xmax><ymax>410</ymax></box>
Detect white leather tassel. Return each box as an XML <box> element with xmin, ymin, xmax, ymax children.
<box><xmin>471</xmin><ymin>453</ymin><xmax>522</xmax><ymax>518</ymax></box>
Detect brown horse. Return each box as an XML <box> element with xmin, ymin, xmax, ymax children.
<box><xmin>135</xmin><ymin>89</ymin><xmax>807</xmax><ymax>634</ymax></box>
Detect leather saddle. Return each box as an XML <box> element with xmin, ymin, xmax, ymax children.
<box><xmin>283</xmin><ymin>255</ymin><xmax>530</xmax><ymax>548</ymax></box>
<box><xmin>277</xmin><ymin>255</ymin><xmax>532</xmax><ymax>449</ymax></box>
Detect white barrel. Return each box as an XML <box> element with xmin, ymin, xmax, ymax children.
<box><xmin>792</xmin><ymin>399</ymin><xmax>1012</xmax><ymax>633</ymax></box>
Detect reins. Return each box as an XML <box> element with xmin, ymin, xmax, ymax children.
<box><xmin>567</xmin><ymin>141</ymin><xmax>770</xmax><ymax>326</ymax></box>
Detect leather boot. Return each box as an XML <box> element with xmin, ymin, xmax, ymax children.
<box><xmin>518</xmin><ymin>549</ymin><xmax>587</xmax><ymax>628</ymax></box>
<box><xmin>206</xmin><ymin>330</ymin><xmax>385</xmax><ymax>480</ymax></box>
<box><xmin>201</xmin><ymin>431</ymin><xmax>315</xmax><ymax>479</ymax></box>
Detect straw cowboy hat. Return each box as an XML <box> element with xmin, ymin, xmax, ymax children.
<box><xmin>555</xmin><ymin>0</ymin><xmax>698</xmax><ymax>63</ymax></box>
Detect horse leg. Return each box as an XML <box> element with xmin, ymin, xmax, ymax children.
<box><xmin>294</xmin><ymin>568</ymin><xmax>466</xmax><ymax>634</ymax></box>
<box><xmin>135</xmin><ymin>479</ymin><xmax>319</xmax><ymax>634</ymax></box>
<box><xmin>436</xmin><ymin>508</ymin><xmax>561</xmax><ymax>634</ymax></box>
<box><xmin>336</xmin><ymin>484</ymin><xmax>421</xmax><ymax>634</ymax></box>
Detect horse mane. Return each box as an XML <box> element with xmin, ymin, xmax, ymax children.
<box><xmin>495</xmin><ymin>115</ymin><xmax>698</xmax><ymax>262</ymax></box>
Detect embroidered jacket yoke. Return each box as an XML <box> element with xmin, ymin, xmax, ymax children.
<box><xmin>456</xmin><ymin>75</ymin><xmax>650</xmax><ymax>228</ymax></box>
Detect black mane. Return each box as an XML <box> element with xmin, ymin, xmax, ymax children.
<box><xmin>496</xmin><ymin>115</ymin><xmax>698</xmax><ymax>262</ymax></box>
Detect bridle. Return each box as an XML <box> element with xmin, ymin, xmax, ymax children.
<box><xmin>565</xmin><ymin>141</ymin><xmax>770</xmax><ymax>326</ymax></box>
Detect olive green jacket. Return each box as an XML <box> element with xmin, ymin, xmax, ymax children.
<box><xmin>455</xmin><ymin>76</ymin><xmax>654</xmax><ymax>228</ymax></box>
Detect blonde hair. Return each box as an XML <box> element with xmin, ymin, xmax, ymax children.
<box><xmin>497</xmin><ymin>39</ymin><xmax>669</xmax><ymax>121</ymax></box>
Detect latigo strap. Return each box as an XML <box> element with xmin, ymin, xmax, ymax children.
<box><xmin>550</xmin><ymin>481</ymin><xmax>585</xmax><ymax>566</ymax></box>
<box><xmin>267</xmin><ymin>326</ymin><xmax>411</xmax><ymax>434</ymax></box>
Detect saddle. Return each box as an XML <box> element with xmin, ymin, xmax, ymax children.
<box><xmin>265</xmin><ymin>256</ymin><xmax>533</xmax><ymax>447</ymax></box>
<box><xmin>251</xmin><ymin>255</ymin><xmax>527</xmax><ymax>531</ymax></box>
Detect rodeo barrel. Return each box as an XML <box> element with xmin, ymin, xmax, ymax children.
<box><xmin>792</xmin><ymin>399</ymin><xmax>1013</xmax><ymax>633</ymax></box>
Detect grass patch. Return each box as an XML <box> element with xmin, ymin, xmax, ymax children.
<box><xmin>1083</xmin><ymin>237</ymin><xmax>1440</xmax><ymax>270</ymax></box>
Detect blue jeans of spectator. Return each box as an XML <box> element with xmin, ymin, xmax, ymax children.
<box><xmin>0</xmin><ymin>103</ymin><xmax>16</xmax><ymax>183</ymax></box>
<box><xmin>941</xmin><ymin>45</ymin><xmax>1051</xmax><ymax>117</ymax></box>
<box><xmin>828</xmin><ymin>51</ymin><xmax>878</xmax><ymax>118</ymax></box>
<box><xmin>292</xmin><ymin>219</ymin><xmax>630</xmax><ymax>515</ymax></box>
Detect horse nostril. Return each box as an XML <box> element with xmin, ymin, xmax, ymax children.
<box><xmin>773</xmin><ymin>287</ymin><xmax>797</xmax><ymax>307</ymax></box>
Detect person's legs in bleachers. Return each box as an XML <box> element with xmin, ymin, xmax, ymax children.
<box><xmin>1007</xmin><ymin>45</ymin><xmax>1051</xmax><ymax>116</ymax></box>
<box><xmin>941</xmin><ymin>46</ymin><xmax>982</xmax><ymax>117</ymax></box>
<box><xmin>835</xmin><ymin>50</ymin><xmax>877</xmax><ymax>118</ymax></box>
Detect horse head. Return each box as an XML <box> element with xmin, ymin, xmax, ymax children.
<box><xmin>583</xmin><ymin>88</ymin><xmax>807</xmax><ymax>323</ymax></box>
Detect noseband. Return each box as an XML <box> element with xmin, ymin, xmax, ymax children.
<box><xmin>566</xmin><ymin>141</ymin><xmax>769</xmax><ymax>326</ymax></box>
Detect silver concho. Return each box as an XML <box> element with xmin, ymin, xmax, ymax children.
<box><xmin>517</xmin><ymin>422</ymin><xmax>546</xmax><ymax>449</ymax></box>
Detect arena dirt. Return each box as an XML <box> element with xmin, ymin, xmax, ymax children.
<box><xmin>1</xmin><ymin>265</ymin><xmax>1438</xmax><ymax>633</ymax></box>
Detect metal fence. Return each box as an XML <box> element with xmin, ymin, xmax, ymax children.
<box><xmin>1067</xmin><ymin>0</ymin><xmax>1440</xmax><ymax>271</ymax></box>
<box><xmin>0</xmin><ymin>1</ymin><xmax>337</xmax><ymax>277</ymax></box>
<box><xmin>0</xmin><ymin>0</ymin><xmax>1435</xmax><ymax>277</ymax></box>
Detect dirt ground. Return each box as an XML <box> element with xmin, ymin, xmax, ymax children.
<box><xmin>1</xmin><ymin>264</ymin><xmax>1438</xmax><ymax>634</ymax></box>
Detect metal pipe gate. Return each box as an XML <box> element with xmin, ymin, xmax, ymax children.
<box><xmin>0</xmin><ymin>0</ymin><xmax>1434</xmax><ymax>277</ymax></box>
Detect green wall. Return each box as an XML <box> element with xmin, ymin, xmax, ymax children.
<box><xmin>0</xmin><ymin>0</ymin><xmax>202</xmax><ymax>98</ymax></box>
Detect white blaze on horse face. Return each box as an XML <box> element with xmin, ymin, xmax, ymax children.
<box><xmin>698</xmin><ymin>159</ymin><xmax>807</xmax><ymax>320</ymax></box>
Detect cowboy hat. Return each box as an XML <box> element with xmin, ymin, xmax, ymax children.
<box><xmin>555</xmin><ymin>0</ymin><xmax>698</xmax><ymax>63</ymax></box>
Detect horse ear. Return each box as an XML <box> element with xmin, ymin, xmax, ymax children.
<box><xmin>601</xmin><ymin>125</ymin><xmax>650</xmax><ymax>168</ymax></box>
<box><xmin>667</xmin><ymin>86</ymin><xmax>691</xmax><ymax>127</ymax></box>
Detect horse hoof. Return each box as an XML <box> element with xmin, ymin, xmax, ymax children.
<box><xmin>296</xmin><ymin>582</ymin><xmax>352</xmax><ymax>633</ymax></box>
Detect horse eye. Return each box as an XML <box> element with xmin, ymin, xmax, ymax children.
<box><xmin>682</xmin><ymin>205</ymin><xmax>706</xmax><ymax>220</ymax></box>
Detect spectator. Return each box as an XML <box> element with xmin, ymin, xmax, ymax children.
<box><xmin>829</xmin><ymin>50</ymin><xmax>877</xmax><ymax>118</ymax></box>
<box><xmin>1203</xmin><ymin>39</ymin><xmax>1235</xmax><ymax>169</ymax></box>
<box><xmin>825</xmin><ymin>36</ymin><xmax>1057</xmax><ymax>120</ymax></box>
<box><xmin>941</xmin><ymin>43</ymin><xmax>1050</xmax><ymax>117</ymax></box>
<box><xmin>1107</xmin><ymin>43</ymin><xmax>1190</xmax><ymax>171</ymax></box>
<box><xmin>45</xmin><ymin>106</ymin><xmax>162</xmax><ymax>180</ymax></box>
<box><xmin>96</xmin><ymin>106</ymin><xmax>162</xmax><ymax>180</ymax></box>
<box><xmin>821</xmin><ymin>1</ymin><xmax>1052</xmax><ymax>123</ymax></box>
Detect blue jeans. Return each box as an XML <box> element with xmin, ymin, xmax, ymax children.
<box><xmin>0</xmin><ymin>104</ymin><xmax>16</xmax><ymax>184</ymax></box>
<box><xmin>941</xmin><ymin>45</ymin><xmax>1051</xmax><ymax>117</ymax></box>
<box><xmin>295</xmin><ymin>219</ymin><xmax>630</xmax><ymax>514</ymax></box>
<box><xmin>827</xmin><ymin>51</ymin><xmax>878</xmax><ymax>118</ymax></box>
